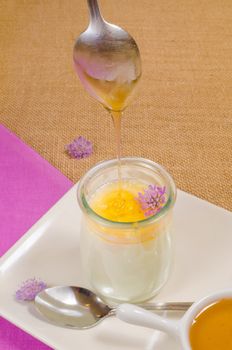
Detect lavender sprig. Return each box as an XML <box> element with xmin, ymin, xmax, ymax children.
<box><xmin>65</xmin><ymin>136</ymin><xmax>93</xmax><ymax>159</ymax></box>
<box><xmin>15</xmin><ymin>278</ymin><xmax>47</xmax><ymax>301</ymax></box>
<box><xmin>137</xmin><ymin>185</ymin><xmax>166</xmax><ymax>217</ymax></box>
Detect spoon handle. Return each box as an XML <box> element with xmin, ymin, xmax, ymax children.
<box><xmin>138</xmin><ymin>301</ymin><xmax>193</xmax><ymax>311</ymax></box>
<box><xmin>87</xmin><ymin>0</ymin><xmax>103</xmax><ymax>24</ymax></box>
<box><xmin>110</xmin><ymin>302</ymin><xmax>193</xmax><ymax>315</ymax></box>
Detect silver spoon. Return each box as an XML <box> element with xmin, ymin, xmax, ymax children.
<box><xmin>35</xmin><ymin>286</ymin><xmax>193</xmax><ymax>329</ymax></box>
<box><xmin>73</xmin><ymin>0</ymin><xmax>141</xmax><ymax>112</ymax></box>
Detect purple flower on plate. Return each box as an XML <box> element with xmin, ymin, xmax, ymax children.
<box><xmin>65</xmin><ymin>136</ymin><xmax>93</xmax><ymax>159</ymax></box>
<box><xmin>15</xmin><ymin>278</ymin><xmax>47</xmax><ymax>301</ymax></box>
<box><xmin>136</xmin><ymin>185</ymin><xmax>166</xmax><ymax>217</ymax></box>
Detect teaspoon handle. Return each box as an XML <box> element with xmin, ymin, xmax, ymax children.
<box><xmin>87</xmin><ymin>0</ymin><xmax>103</xmax><ymax>24</ymax></box>
<box><xmin>138</xmin><ymin>301</ymin><xmax>193</xmax><ymax>311</ymax></box>
<box><xmin>110</xmin><ymin>302</ymin><xmax>193</xmax><ymax>315</ymax></box>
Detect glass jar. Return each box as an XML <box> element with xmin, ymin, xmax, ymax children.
<box><xmin>77</xmin><ymin>158</ymin><xmax>176</xmax><ymax>304</ymax></box>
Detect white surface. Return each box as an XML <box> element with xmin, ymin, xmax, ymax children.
<box><xmin>0</xmin><ymin>185</ymin><xmax>232</xmax><ymax>350</ymax></box>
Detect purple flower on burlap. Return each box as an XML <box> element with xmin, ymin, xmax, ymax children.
<box><xmin>15</xmin><ymin>278</ymin><xmax>47</xmax><ymax>301</ymax></box>
<box><xmin>65</xmin><ymin>136</ymin><xmax>93</xmax><ymax>159</ymax></box>
<box><xmin>136</xmin><ymin>185</ymin><xmax>166</xmax><ymax>217</ymax></box>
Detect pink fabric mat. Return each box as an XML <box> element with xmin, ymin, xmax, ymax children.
<box><xmin>0</xmin><ymin>124</ymin><xmax>73</xmax><ymax>349</ymax></box>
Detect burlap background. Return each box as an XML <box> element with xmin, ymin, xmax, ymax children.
<box><xmin>0</xmin><ymin>0</ymin><xmax>231</xmax><ymax>211</ymax></box>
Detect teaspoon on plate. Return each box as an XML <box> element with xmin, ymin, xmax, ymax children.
<box><xmin>35</xmin><ymin>286</ymin><xmax>193</xmax><ymax>329</ymax></box>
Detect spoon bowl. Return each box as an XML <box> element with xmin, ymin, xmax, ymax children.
<box><xmin>35</xmin><ymin>286</ymin><xmax>111</xmax><ymax>329</ymax></box>
<box><xmin>73</xmin><ymin>0</ymin><xmax>141</xmax><ymax>112</ymax></box>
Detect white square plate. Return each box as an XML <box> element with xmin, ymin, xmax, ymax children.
<box><xmin>0</xmin><ymin>185</ymin><xmax>232</xmax><ymax>350</ymax></box>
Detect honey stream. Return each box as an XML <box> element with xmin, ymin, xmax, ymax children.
<box><xmin>110</xmin><ymin>110</ymin><xmax>122</xmax><ymax>183</ymax></box>
<box><xmin>73</xmin><ymin>61</ymin><xmax>139</xmax><ymax>183</ymax></box>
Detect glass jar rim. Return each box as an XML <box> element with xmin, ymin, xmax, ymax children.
<box><xmin>77</xmin><ymin>157</ymin><xmax>177</xmax><ymax>228</ymax></box>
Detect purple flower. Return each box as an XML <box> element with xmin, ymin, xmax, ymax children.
<box><xmin>136</xmin><ymin>185</ymin><xmax>167</xmax><ymax>217</ymax></box>
<box><xmin>65</xmin><ymin>136</ymin><xmax>93</xmax><ymax>159</ymax></box>
<box><xmin>15</xmin><ymin>278</ymin><xmax>47</xmax><ymax>301</ymax></box>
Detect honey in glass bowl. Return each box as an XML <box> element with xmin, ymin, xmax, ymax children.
<box><xmin>189</xmin><ymin>298</ymin><xmax>232</xmax><ymax>350</ymax></box>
